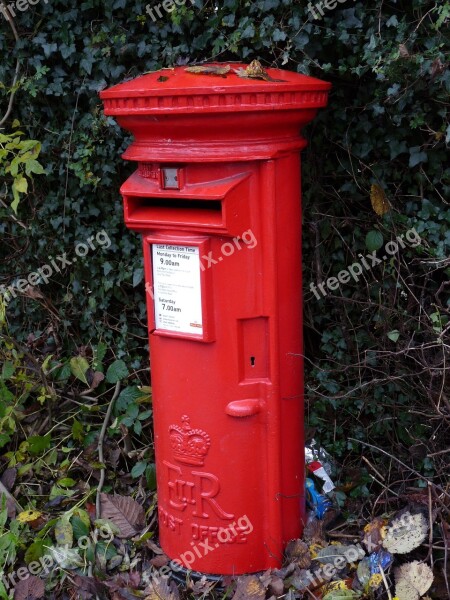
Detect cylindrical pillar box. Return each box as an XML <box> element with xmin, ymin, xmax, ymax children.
<box><xmin>100</xmin><ymin>64</ymin><xmax>330</xmax><ymax>575</ymax></box>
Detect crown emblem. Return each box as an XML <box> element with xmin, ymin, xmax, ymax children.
<box><xmin>169</xmin><ymin>415</ymin><xmax>211</xmax><ymax>467</ymax></box>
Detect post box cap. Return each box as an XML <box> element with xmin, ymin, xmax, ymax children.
<box><xmin>100</xmin><ymin>63</ymin><xmax>331</xmax><ymax>116</ymax></box>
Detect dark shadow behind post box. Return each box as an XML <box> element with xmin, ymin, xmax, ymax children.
<box><xmin>100</xmin><ymin>66</ymin><xmax>330</xmax><ymax>576</ymax></box>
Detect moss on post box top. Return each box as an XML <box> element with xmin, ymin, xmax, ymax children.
<box><xmin>100</xmin><ymin>63</ymin><xmax>330</xmax><ymax>115</ymax></box>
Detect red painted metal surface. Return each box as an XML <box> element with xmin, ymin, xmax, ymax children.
<box><xmin>101</xmin><ymin>65</ymin><xmax>330</xmax><ymax>575</ymax></box>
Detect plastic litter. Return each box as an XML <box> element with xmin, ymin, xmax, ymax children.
<box><xmin>305</xmin><ymin>438</ymin><xmax>336</xmax><ymax>476</ymax></box>
<box><xmin>305</xmin><ymin>439</ymin><xmax>336</xmax><ymax>493</ymax></box>
<box><xmin>305</xmin><ymin>477</ymin><xmax>333</xmax><ymax>519</ymax></box>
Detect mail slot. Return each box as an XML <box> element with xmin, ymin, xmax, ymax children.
<box><xmin>101</xmin><ymin>64</ymin><xmax>330</xmax><ymax>575</ymax></box>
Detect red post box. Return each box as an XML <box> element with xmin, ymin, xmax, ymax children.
<box><xmin>100</xmin><ymin>64</ymin><xmax>330</xmax><ymax>576</ymax></box>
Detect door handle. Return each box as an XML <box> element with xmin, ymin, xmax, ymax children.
<box><xmin>225</xmin><ymin>399</ymin><xmax>261</xmax><ymax>417</ymax></box>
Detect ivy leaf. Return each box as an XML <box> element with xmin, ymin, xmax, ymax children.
<box><xmin>24</xmin><ymin>538</ymin><xmax>50</xmax><ymax>564</ymax></box>
<box><xmin>409</xmin><ymin>147</ymin><xmax>428</xmax><ymax>167</ymax></box>
<box><xmin>131</xmin><ymin>461</ymin><xmax>147</xmax><ymax>478</ymax></box>
<box><xmin>72</xmin><ymin>418</ymin><xmax>84</xmax><ymax>442</ymax></box>
<box><xmin>146</xmin><ymin>463</ymin><xmax>157</xmax><ymax>491</ymax></box>
<box><xmin>1</xmin><ymin>361</ymin><xmax>14</xmax><ymax>380</ymax></box>
<box><xmin>54</xmin><ymin>517</ymin><xmax>74</xmax><ymax>547</ymax></box>
<box><xmin>365</xmin><ymin>231</ymin><xmax>384</xmax><ymax>252</ymax></box>
<box><xmin>27</xmin><ymin>434</ymin><xmax>51</xmax><ymax>456</ymax></box>
<box><xmin>71</xmin><ymin>516</ymin><xmax>90</xmax><ymax>540</ymax></box>
<box><xmin>133</xmin><ymin>267</ymin><xmax>144</xmax><ymax>287</ymax></box>
<box><xmin>115</xmin><ymin>386</ymin><xmax>144</xmax><ymax>414</ymax></box>
<box><xmin>70</xmin><ymin>356</ymin><xmax>90</xmax><ymax>385</ymax></box>
<box><xmin>106</xmin><ymin>359</ymin><xmax>129</xmax><ymax>383</ymax></box>
<box><xmin>387</xmin><ymin>330</ymin><xmax>400</xmax><ymax>342</ymax></box>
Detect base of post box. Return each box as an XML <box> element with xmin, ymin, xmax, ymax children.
<box><xmin>169</xmin><ymin>565</ymin><xmax>229</xmax><ymax>589</ymax></box>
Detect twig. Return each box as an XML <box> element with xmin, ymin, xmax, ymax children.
<box><xmin>427</xmin><ymin>447</ymin><xmax>450</xmax><ymax>458</ymax></box>
<box><xmin>89</xmin><ymin>381</ymin><xmax>120</xmax><ymax>598</ymax></box>
<box><xmin>95</xmin><ymin>381</ymin><xmax>120</xmax><ymax>519</ymax></box>
<box><xmin>425</xmin><ymin>483</ymin><xmax>434</xmax><ymax>568</ymax></box>
<box><xmin>349</xmin><ymin>438</ymin><xmax>450</xmax><ymax>501</ymax></box>
<box><xmin>0</xmin><ymin>0</ymin><xmax>20</xmax><ymax>127</ymax></box>
<box><xmin>442</xmin><ymin>522</ymin><xmax>450</xmax><ymax>600</ymax></box>
<box><xmin>304</xmin><ymin>588</ymin><xmax>320</xmax><ymax>600</ymax></box>
<box><xmin>0</xmin><ymin>195</ymin><xmax>27</xmax><ymax>229</ymax></box>
<box><xmin>362</xmin><ymin>455</ymin><xmax>385</xmax><ymax>481</ymax></box>
<box><xmin>327</xmin><ymin>532</ymin><xmax>360</xmax><ymax>540</ymax></box>
<box><xmin>379</xmin><ymin>564</ymin><xmax>393</xmax><ymax>600</ymax></box>
<box><xmin>62</xmin><ymin>77</ymin><xmax>86</xmax><ymax>233</ymax></box>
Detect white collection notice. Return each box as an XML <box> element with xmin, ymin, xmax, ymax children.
<box><xmin>152</xmin><ymin>244</ymin><xmax>203</xmax><ymax>335</ymax></box>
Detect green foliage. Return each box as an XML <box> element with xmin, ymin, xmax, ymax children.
<box><xmin>0</xmin><ymin>0</ymin><xmax>448</xmax><ymax>466</ymax></box>
<box><xmin>0</xmin><ymin>122</ymin><xmax>45</xmax><ymax>213</ymax></box>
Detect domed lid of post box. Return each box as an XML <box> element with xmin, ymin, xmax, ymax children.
<box><xmin>100</xmin><ymin>63</ymin><xmax>331</xmax><ymax>162</ymax></box>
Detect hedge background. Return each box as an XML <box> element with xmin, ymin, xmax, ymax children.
<box><xmin>1</xmin><ymin>0</ymin><xmax>449</xmax><ymax>467</ymax></box>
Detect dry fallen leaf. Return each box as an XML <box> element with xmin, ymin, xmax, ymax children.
<box><xmin>232</xmin><ymin>575</ymin><xmax>267</xmax><ymax>600</ymax></box>
<box><xmin>303</xmin><ymin>515</ymin><xmax>327</xmax><ymax>545</ymax></box>
<box><xmin>1</xmin><ymin>467</ymin><xmax>16</xmax><ymax>491</ymax></box>
<box><xmin>370</xmin><ymin>184</ymin><xmax>390</xmax><ymax>216</ymax></box>
<box><xmin>16</xmin><ymin>510</ymin><xmax>43</xmax><ymax>524</ymax></box>
<box><xmin>382</xmin><ymin>511</ymin><xmax>428</xmax><ymax>554</ymax></box>
<box><xmin>90</xmin><ymin>370</ymin><xmax>105</xmax><ymax>390</ymax></box>
<box><xmin>145</xmin><ymin>577</ymin><xmax>180</xmax><ymax>600</ymax></box>
<box><xmin>149</xmin><ymin>554</ymin><xmax>170</xmax><ymax>568</ymax></box>
<box><xmin>73</xmin><ymin>575</ymin><xmax>107</xmax><ymax>600</ymax></box>
<box><xmin>285</xmin><ymin>539</ymin><xmax>312</xmax><ymax>569</ymax></box>
<box><xmin>395</xmin><ymin>561</ymin><xmax>434</xmax><ymax>600</ymax></box>
<box><xmin>363</xmin><ymin>516</ymin><xmax>388</xmax><ymax>552</ymax></box>
<box><xmin>185</xmin><ymin>65</ymin><xmax>231</xmax><ymax>77</ymax></box>
<box><xmin>187</xmin><ymin>576</ymin><xmax>217</xmax><ymax>597</ymax></box>
<box><xmin>234</xmin><ymin>60</ymin><xmax>286</xmax><ymax>82</ymax></box>
<box><xmin>100</xmin><ymin>493</ymin><xmax>145</xmax><ymax>538</ymax></box>
<box><xmin>268</xmin><ymin>576</ymin><xmax>285</xmax><ymax>597</ymax></box>
<box><xmin>316</xmin><ymin>544</ymin><xmax>363</xmax><ymax>565</ymax></box>
<box><xmin>14</xmin><ymin>576</ymin><xmax>44</xmax><ymax>600</ymax></box>
<box><xmin>399</xmin><ymin>43</ymin><xmax>410</xmax><ymax>57</ymax></box>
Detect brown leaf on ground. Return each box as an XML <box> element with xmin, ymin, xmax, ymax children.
<box><xmin>14</xmin><ymin>576</ymin><xmax>44</xmax><ymax>600</ymax></box>
<box><xmin>285</xmin><ymin>539</ymin><xmax>312</xmax><ymax>569</ymax></box>
<box><xmin>288</xmin><ymin>567</ymin><xmax>314</xmax><ymax>592</ymax></box>
<box><xmin>105</xmin><ymin>572</ymin><xmax>142</xmax><ymax>593</ymax></box>
<box><xmin>146</xmin><ymin>539</ymin><xmax>164</xmax><ymax>554</ymax></box>
<box><xmin>268</xmin><ymin>576</ymin><xmax>285</xmax><ymax>596</ymax></box>
<box><xmin>100</xmin><ymin>493</ymin><xmax>145</xmax><ymax>538</ymax></box>
<box><xmin>232</xmin><ymin>575</ymin><xmax>267</xmax><ymax>600</ymax></box>
<box><xmin>90</xmin><ymin>370</ymin><xmax>105</xmax><ymax>389</ymax></box>
<box><xmin>399</xmin><ymin>43</ymin><xmax>410</xmax><ymax>57</ymax></box>
<box><xmin>363</xmin><ymin>516</ymin><xmax>387</xmax><ymax>552</ymax></box>
<box><xmin>72</xmin><ymin>575</ymin><xmax>107</xmax><ymax>599</ymax></box>
<box><xmin>187</xmin><ymin>576</ymin><xmax>217</xmax><ymax>596</ymax></box>
<box><xmin>382</xmin><ymin>510</ymin><xmax>428</xmax><ymax>554</ymax></box>
<box><xmin>303</xmin><ymin>515</ymin><xmax>326</xmax><ymax>545</ymax></box>
<box><xmin>6</xmin><ymin>497</ymin><xmax>16</xmax><ymax>519</ymax></box>
<box><xmin>145</xmin><ymin>577</ymin><xmax>180</xmax><ymax>600</ymax></box>
<box><xmin>395</xmin><ymin>561</ymin><xmax>434</xmax><ymax>600</ymax></box>
<box><xmin>149</xmin><ymin>554</ymin><xmax>170</xmax><ymax>568</ymax></box>
<box><xmin>1</xmin><ymin>467</ymin><xmax>17</xmax><ymax>491</ymax></box>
